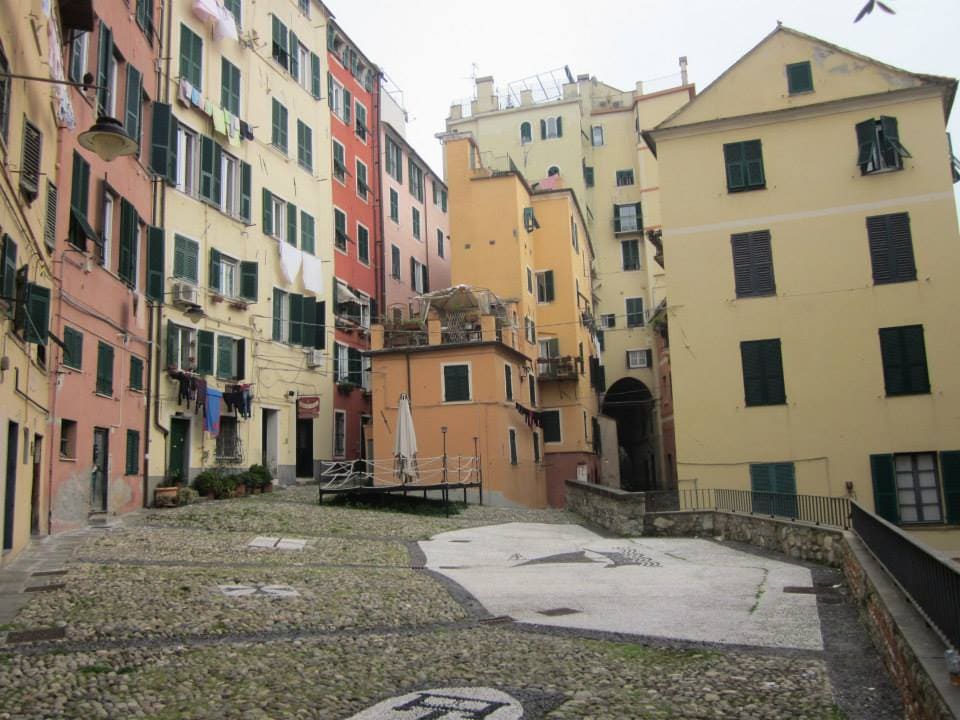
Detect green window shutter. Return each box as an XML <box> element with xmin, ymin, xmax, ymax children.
<box><xmin>166</xmin><ymin>320</ymin><xmax>177</xmax><ymax>367</ymax></box>
<box><xmin>235</xmin><ymin>338</ymin><xmax>245</xmax><ymax>380</ymax></box>
<box><xmin>289</xmin><ymin>30</ymin><xmax>299</xmax><ymax>78</ymax></box>
<box><xmin>70</xmin><ymin>151</ymin><xmax>90</xmax><ymax>216</ymax></box>
<box><xmin>287</xmin><ymin>202</ymin><xmax>297</xmax><ymax>247</ymax></box>
<box><xmin>749</xmin><ymin>463</ymin><xmax>797</xmax><ymax>515</ymax></box>
<box><xmin>172</xmin><ymin>235</ymin><xmax>198</xmax><ymax>283</ymax></box>
<box><xmin>310</xmin><ymin>52</ymin><xmax>321</xmax><ymax>98</ymax></box>
<box><xmin>870</xmin><ymin>454</ymin><xmax>899</xmax><ymax>524</ymax></box>
<box><xmin>125</xmin><ymin>430</ymin><xmax>139</xmax><ymax>475</ymax></box>
<box><xmin>216</xmin><ymin>335</ymin><xmax>232</xmax><ymax>379</ymax></box>
<box><xmin>129</xmin><ymin>356</ymin><xmax>143</xmax><ymax>391</ymax></box>
<box><xmin>212</xmin><ymin>142</ymin><xmax>222</xmax><ymax>205</ymax></box>
<box><xmin>300</xmin><ymin>211</ymin><xmax>315</xmax><ymax>254</ymax></box>
<box><xmin>880</xmin><ymin>115</ymin><xmax>910</xmax><ymax>165</ymax></box>
<box><xmin>24</xmin><ymin>283</ymin><xmax>50</xmax><ymax>344</ymax></box>
<box><xmin>724</xmin><ymin>142</ymin><xmax>745</xmax><ymax>191</ymax></box>
<box><xmin>786</xmin><ymin>61</ymin><xmax>813</xmax><ymax>94</ymax></box>
<box><xmin>743</xmin><ymin>140</ymin><xmax>765</xmax><ymax>188</ymax></box>
<box><xmin>262</xmin><ymin>188</ymin><xmax>273</xmax><ymax>235</ymax></box>
<box><xmin>199</xmin><ymin>135</ymin><xmax>216</xmax><ymax>201</ymax></box>
<box><xmin>150</xmin><ymin>103</ymin><xmax>176</xmax><ymax>183</ymax></box>
<box><xmin>298</xmin><ymin>121</ymin><xmax>312</xmax><ymax>170</ymax></box>
<box><xmin>179</xmin><ymin>24</ymin><xmax>201</xmax><ymax>89</ymax></box>
<box><xmin>556</xmin><ymin>116</ymin><xmax>563</xmax><ymax>137</ymax></box>
<box><xmin>239</xmin><ymin>161</ymin><xmax>251</xmax><ymax>223</ymax></box>
<box><xmin>272</xmin><ymin>289</ymin><xmax>283</xmax><ymax>341</ymax></box>
<box><xmin>96</xmin><ymin>341</ymin><xmax>114</xmax><ymax>396</ymax></box>
<box><xmin>221</xmin><ymin>58</ymin><xmax>240</xmax><ymax>116</ymax></box>
<box><xmin>358</xmin><ymin>226</ymin><xmax>369</xmax><ymax>264</ymax></box>
<box><xmin>302</xmin><ymin>297</ymin><xmax>316</xmax><ymax>348</ymax></box>
<box><xmin>542</xmin><ymin>411</ymin><xmax>561</xmax><ymax>443</ymax></box>
<box><xmin>879</xmin><ymin>325</ymin><xmax>929</xmax><ymax>396</ymax></box>
<box><xmin>389</xmin><ymin>189</ymin><xmax>398</xmax><ymax>221</ymax></box>
<box><xmin>741</xmin><ymin>339</ymin><xmax>785</xmax><ymax>406</ymax></box>
<box><xmin>731</xmin><ymin>230</ymin><xmax>775</xmax><ymax>297</ymax></box>
<box><xmin>867</xmin><ymin>213</ymin><xmax>916</xmax><ymax>285</ymax></box>
<box><xmin>146</xmin><ymin>226</ymin><xmax>164</xmax><ymax>302</ymax></box>
<box><xmin>939</xmin><ymin>451</ymin><xmax>960</xmax><ymax>525</ymax></box>
<box><xmin>855</xmin><ymin>119</ymin><xmax>877</xmax><ymax>173</ymax></box>
<box><xmin>240</xmin><ymin>261</ymin><xmax>257</xmax><ymax>301</ymax></box>
<box><xmin>271</xmin><ymin>100</ymin><xmax>285</xmax><ymax>152</ymax></box>
<box><xmin>315</xmin><ymin>301</ymin><xmax>325</xmax><ymax>349</ymax></box>
<box><xmin>97</xmin><ymin>22</ymin><xmax>113</xmax><ymax>115</ymax></box>
<box><xmin>289</xmin><ymin>293</ymin><xmax>303</xmax><ymax>345</ymax></box>
<box><xmin>343</xmin><ymin>88</ymin><xmax>352</xmax><ymax>123</ymax></box>
<box><xmin>118</xmin><ymin>199</ymin><xmax>137</xmax><ymax>285</ymax></box>
<box><xmin>124</xmin><ymin>65</ymin><xmax>142</xmax><ymax>144</ymax></box>
<box><xmin>545</xmin><ymin>271</ymin><xmax>555</xmax><ymax>302</ymax></box>
<box><xmin>504</xmin><ymin>364</ymin><xmax>513</xmax><ymax>400</ymax></box>
<box><xmin>327</xmin><ymin>72</ymin><xmax>333</xmax><ymax>109</ymax></box>
<box><xmin>271</xmin><ymin>16</ymin><xmax>288</xmax><ymax>69</ymax></box>
<box><xmin>197</xmin><ymin>330</ymin><xmax>214</xmax><ymax>375</ymax></box>
<box><xmin>443</xmin><ymin>365</ymin><xmax>470</xmax><ymax>401</ymax></box>
<box><xmin>539</xmin><ymin>119</ymin><xmax>546</xmax><ymax>139</ymax></box>
<box><xmin>63</xmin><ymin>326</ymin><xmax>83</xmax><ymax>369</ymax></box>
<box><xmin>209</xmin><ymin>248</ymin><xmax>222</xmax><ymax>292</ymax></box>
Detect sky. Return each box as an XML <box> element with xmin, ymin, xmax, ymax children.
<box><xmin>327</xmin><ymin>0</ymin><xmax>960</xmax><ymax>186</ymax></box>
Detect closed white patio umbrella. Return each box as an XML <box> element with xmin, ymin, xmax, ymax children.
<box><xmin>393</xmin><ymin>393</ymin><xmax>418</xmax><ymax>484</ymax></box>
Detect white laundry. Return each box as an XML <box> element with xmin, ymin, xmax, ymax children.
<box><xmin>277</xmin><ymin>241</ymin><xmax>302</xmax><ymax>284</ymax></box>
<box><xmin>301</xmin><ymin>252</ymin><xmax>324</xmax><ymax>296</ymax></box>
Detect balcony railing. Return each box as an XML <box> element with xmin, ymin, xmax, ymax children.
<box><xmin>382</xmin><ymin>328</ymin><xmax>429</xmax><ymax>349</ymax></box>
<box><xmin>537</xmin><ymin>356</ymin><xmax>578</xmax><ymax>380</ymax></box>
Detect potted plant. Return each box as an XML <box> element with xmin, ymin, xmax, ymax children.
<box><xmin>154</xmin><ymin>479</ymin><xmax>180</xmax><ymax>507</ymax></box>
<box><xmin>337</xmin><ymin>382</ymin><xmax>355</xmax><ymax>395</ymax></box>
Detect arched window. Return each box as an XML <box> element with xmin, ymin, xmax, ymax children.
<box><xmin>520</xmin><ymin>122</ymin><xmax>532</xmax><ymax>145</ymax></box>
<box><xmin>540</xmin><ymin>116</ymin><xmax>563</xmax><ymax>139</ymax></box>
<box><xmin>547</xmin><ymin>165</ymin><xmax>560</xmax><ymax>177</ymax></box>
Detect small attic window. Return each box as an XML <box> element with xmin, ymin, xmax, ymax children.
<box><xmin>786</xmin><ymin>62</ymin><xmax>813</xmax><ymax>95</ymax></box>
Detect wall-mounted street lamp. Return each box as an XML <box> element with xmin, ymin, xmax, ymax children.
<box><xmin>0</xmin><ymin>72</ymin><xmax>137</xmax><ymax>162</ymax></box>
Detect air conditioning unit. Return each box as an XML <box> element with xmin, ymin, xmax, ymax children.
<box><xmin>305</xmin><ymin>349</ymin><xmax>325</xmax><ymax>368</ymax></box>
<box><xmin>172</xmin><ymin>281</ymin><xmax>200</xmax><ymax>308</ymax></box>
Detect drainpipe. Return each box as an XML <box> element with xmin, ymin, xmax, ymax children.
<box><xmin>372</xmin><ymin>74</ymin><xmax>385</xmax><ymax>325</ymax></box>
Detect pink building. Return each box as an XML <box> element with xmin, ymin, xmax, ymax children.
<box><xmin>380</xmin><ymin>90</ymin><xmax>450</xmax><ymax>321</ymax></box>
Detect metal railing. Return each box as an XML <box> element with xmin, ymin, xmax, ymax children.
<box><xmin>537</xmin><ymin>356</ymin><xmax>578</xmax><ymax>380</ymax></box>
<box><xmin>851</xmin><ymin>502</ymin><xmax>960</xmax><ymax>650</ymax></box>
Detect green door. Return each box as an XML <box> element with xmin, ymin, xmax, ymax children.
<box><xmin>169</xmin><ymin>418</ymin><xmax>190</xmax><ymax>484</ymax></box>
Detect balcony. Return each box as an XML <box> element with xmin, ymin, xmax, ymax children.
<box><xmin>537</xmin><ymin>356</ymin><xmax>579</xmax><ymax>381</ymax></box>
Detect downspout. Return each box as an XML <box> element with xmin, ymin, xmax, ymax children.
<box><xmin>372</xmin><ymin>74</ymin><xmax>385</xmax><ymax>325</ymax></box>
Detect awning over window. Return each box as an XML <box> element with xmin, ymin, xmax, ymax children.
<box><xmin>336</xmin><ymin>282</ymin><xmax>361</xmax><ymax>305</ymax></box>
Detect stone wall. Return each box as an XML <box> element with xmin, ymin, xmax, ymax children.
<box><xmin>564</xmin><ymin>480</ymin><xmax>650</xmax><ymax>536</ymax></box>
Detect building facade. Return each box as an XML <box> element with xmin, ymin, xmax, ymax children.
<box><xmin>648</xmin><ymin>27</ymin><xmax>960</xmax><ymax>550</ymax></box>
<box><xmin>326</xmin><ymin>20</ymin><xmax>379</xmax><ymax>462</ymax></box>
<box><xmin>446</xmin><ymin>69</ymin><xmax>691</xmax><ymax>492</ymax></box>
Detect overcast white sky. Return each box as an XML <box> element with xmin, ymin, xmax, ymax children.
<box><xmin>329</xmin><ymin>0</ymin><xmax>960</xmax><ymax>190</ymax></box>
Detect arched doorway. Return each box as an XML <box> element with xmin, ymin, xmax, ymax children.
<box><xmin>602</xmin><ymin>377</ymin><xmax>656</xmax><ymax>491</ymax></box>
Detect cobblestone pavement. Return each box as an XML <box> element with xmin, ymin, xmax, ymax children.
<box><xmin>0</xmin><ymin>487</ymin><xmax>902</xmax><ymax>719</ymax></box>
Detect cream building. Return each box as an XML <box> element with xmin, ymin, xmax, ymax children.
<box><xmin>648</xmin><ymin>26</ymin><xmax>960</xmax><ymax>550</ymax></box>
<box><xmin>446</xmin><ymin>68</ymin><xmax>691</xmax><ymax>490</ymax></box>
<box><xmin>148</xmin><ymin>0</ymin><xmax>334</xmax><ymax>489</ymax></box>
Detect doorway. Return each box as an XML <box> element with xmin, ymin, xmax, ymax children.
<box><xmin>168</xmin><ymin>418</ymin><xmax>190</xmax><ymax>484</ymax></box>
<box><xmin>30</xmin><ymin>434</ymin><xmax>42</xmax><ymax>535</ymax></box>
<box><xmin>92</xmin><ymin>427</ymin><xmax>109</xmax><ymax>512</ymax></box>
<box><xmin>261</xmin><ymin>409</ymin><xmax>279</xmax><ymax>476</ymax></box>
<box><xmin>3</xmin><ymin>421</ymin><xmax>18</xmax><ymax>551</ymax></box>
<box><xmin>295</xmin><ymin>418</ymin><xmax>314</xmax><ymax>478</ymax></box>
<box><xmin>602</xmin><ymin>377</ymin><xmax>657</xmax><ymax>491</ymax></box>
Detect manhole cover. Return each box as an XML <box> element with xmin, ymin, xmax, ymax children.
<box><xmin>348</xmin><ymin>687</ymin><xmax>523</xmax><ymax>719</ymax></box>
<box><xmin>6</xmin><ymin>627</ymin><xmax>67</xmax><ymax>643</ymax></box>
<box><xmin>217</xmin><ymin>584</ymin><xmax>300</xmax><ymax>598</ymax></box>
<box><xmin>24</xmin><ymin>584</ymin><xmax>65</xmax><ymax>593</ymax></box>
<box><xmin>538</xmin><ymin>607</ymin><xmax>581</xmax><ymax>617</ymax></box>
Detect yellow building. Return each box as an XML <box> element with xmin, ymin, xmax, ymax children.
<box><xmin>0</xmin><ymin>0</ymin><xmax>65</xmax><ymax>560</ymax></box>
<box><xmin>447</xmin><ymin>68</ymin><xmax>691</xmax><ymax>491</ymax></box>
<box><xmin>369</xmin><ymin>136</ymin><xmax>601</xmax><ymax>508</ymax></box>
<box><xmin>647</xmin><ymin>26</ymin><xmax>960</xmax><ymax>550</ymax></box>
<box><xmin>148</xmin><ymin>0</ymin><xmax>334</xmax><ymax>490</ymax></box>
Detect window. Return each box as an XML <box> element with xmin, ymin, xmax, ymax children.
<box><xmin>295</xmin><ymin>43</ymin><xmax>310</xmax><ymax>90</ymax></box>
<box><xmin>68</xmin><ymin>31</ymin><xmax>88</xmax><ymax>85</ymax></box>
<box><xmin>334</xmin><ymin>342</ymin><xmax>349</xmax><ymax>382</ymax></box>
<box><xmin>332</xmin><ymin>140</ymin><xmax>346</xmax><ymax>183</ymax></box>
<box><xmin>432</xmin><ymin>181</ymin><xmax>439</xmax><ymax>206</ymax></box>
<box><xmin>333</xmin><ymin>411</ymin><xmax>346</xmax><ymax>457</ymax></box>
<box><xmin>60</xmin><ymin>419</ymin><xmax>77</xmax><ymax>459</ymax></box>
<box><xmin>96</xmin><ymin>341</ymin><xmax>114</xmax><ymax>396</ymax></box>
<box><xmin>68</xmin><ymin>151</ymin><xmax>93</xmax><ymax>250</ymax></box>
<box><xmin>173</xmin><ymin>234</ymin><xmax>199</xmax><ymax>283</ymax></box>
<box><xmin>437</xmin><ymin>229</ymin><xmax>445</xmax><ymax>259</ymax></box>
<box><xmin>529</xmin><ymin>376</ymin><xmax>536</xmax><ymax>406</ymax></box>
<box><xmin>362</xmin><ymin>355</ymin><xmax>372</xmax><ymax>390</ymax></box>
<box><xmin>536</xmin><ymin>271</ymin><xmax>555</xmax><ymax>303</ymax></box>
<box><xmin>298</xmin><ymin>0</ymin><xmax>309</xmax><ymax>17</ymax></box>
<box><xmin>356</xmin><ymin>160</ymin><xmax>369</xmax><ymax>200</ymax></box>
<box><xmin>20</xmin><ymin>119</ymin><xmax>42</xmax><ymax>203</ymax></box>
<box><xmin>856</xmin><ymin>117</ymin><xmax>910</xmax><ymax>175</ymax></box>
<box><xmin>409</xmin><ymin>160</ymin><xmax>424</xmax><ymax>202</ymax></box>
<box><xmin>271</xmin><ymin>16</ymin><xmax>289</xmax><ymax>70</ymax></box>
<box><xmin>216</xmin><ymin>335</ymin><xmax>241</xmax><ymax>380</ymax></box>
<box><xmin>124</xmin><ymin>65</ymin><xmax>144</xmax><ymax>147</ymax></box>
<box><xmin>357</xmin><ymin>224</ymin><xmax>369</xmax><ymax>265</ymax></box>
<box><xmin>592</xmin><ymin>126</ymin><xmax>604</xmax><ymax>146</ymax></box>
<box><xmin>386</xmin><ymin>136</ymin><xmax>403</xmax><ymax>181</ymax></box>
<box><xmin>750</xmin><ymin>463</ymin><xmax>798</xmax><ymax>517</ymax></box>
<box><xmin>504</xmin><ymin>364</ymin><xmax>513</xmax><ymax>401</ymax></box>
<box><xmin>520</xmin><ymin>122</ymin><xmax>532</xmax><ymax>145</ymax></box>
<box><xmin>625</xmin><ymin>297</ymin><xmax>644</xmax><ymax>328</ymax></box>
<box><xmin>616</xmin><ymin>169</ymin><xmax>634</xmax><ymax>186</ymax></box>
<box><xmin>355</xmin><ymin>102</ymin><xmax>367</xmax><ymax>142</ymax></box>
<box><xmin>223</xmin><ymin>0</ymin><xmax>241</xmax><ymax>26</ymax></box>
<box><xmin>724</xmin><ymin>140</ymin><xmax>765</xmax><ymax>192</ymax></box>
<box><xmin>334</xmin><ymin>208</ymin><xmax>348</xmax><ymax>251</ymax></box>
<box><xmin>410</xmin><ymin>207</ymin><xmax>421</xmax><ymax>240</ymax></box>
<box><xmin>125</xmin><ymin>430</ymin><xmax>140</xmax><ymax>475</ymax></box>
<box><xmin>533</xmin><ymin>431</ymin><xmax>541</xmax><ymax>463</ymax></box>
<box><xmin>271</xmin><ymin>99</ymin><xmax>288</xmax><ymax>153</ymax></box>
<box><xmin>221</xmin><ymin>58</ymin><xmax>240</xmax><ymax>116</ymax></box>
<box><xmin>297</xmin><ymin>120</ymin><xmax>313</xmax><ymax>171</ymax></box>
<box><xmin>0</xmin><ymin>234</ymin><xmax>14</xmax><ymax>313</ymax></box>
<box><xmin>526</xmin><ymin>267</ymin><xmax>533</xmax><ymax>294</ymax></box>
<box><xmin>547</xmin><ymin>165</ymin><xmax>560</xmax><ymax>177</ymax></box>
<box><xmin>215</xmin><ymin>417</ymin><xmax>241</xmax><ymax>462</ymax></box>
<box><xmin>621</xmin><ymin>240</ymin><xmax>641</xmax><ymax>271</ymax></box>
<box><xmin>391</xmin><ymin>245</ymin><xmax>401</xmax><ymax>279</ymax></box>
<box><xmin>867</xmin><ymin>213</ymin><xmax>916</xmax><ymax>284</ymax></box>
<box><xmin>389</xmin><ymin>189</ymin><xmax>399</xmax><ymax>222</ymax></box>
<box><xmin>571</xmin><ymin>217</ymin><xmax>578</xmax><ymax>252</ymax></box>
<box><xmin>627</xmin><ymin>349</ymin><xmax>651</xmax><ymax>369</ymax></box>
<box><xmin>117</xmin><ymin>199</ymin><xmax>139</xmax><ymax>288</ymax></box>
<box><xmin>272</xmin><ymin>288</ymin><xmax>289</xmax><ymax>342</ymax></box>
<box><xmin>879</xmin><ymin>325</ymin><xmax>930</xmax><ymax>396</ymax></box>
<box><xmin>541</xmin><ymin>116</ymin><xmax>562</xmax><ymax>139</ymax></box>
<box><xmin>300</xmin><ymin>210</ymin><xmax>315</xmax><ymax>255</ymax></box>
<box><xmin>410</xmin><ymin>258</ymin><xmax>427</xmax><ymax>293</ymax></box>
<box><xmin>328</xmin><ymin>76</ymin><xmax>350</xmax><ymax>124</ymax></box>
<box><xmin>523</xmin><ymin>316</ymin><xmax>535</xmax><ymax>345</ymax></box>
<box><xmin>740</xmin><ymin>338</ymin><xmax>786</xmax><ymax>406</ymax></box>
<box><xmin>129</xmin><ymin>356</ymin><xmax>144</xmax><ymax>391</ymax></box>
<box><xmin>167</xmin><ymin>322</ymin><xmax>195</xmax><ymax>371</ymax></box>
<box><xmin>508</xmin><ymin>428</ymin><xmax>518</xmax><ymax>466</ymax></box>
<box><xmin>96</xmin><ymin>23</ymin><xmax>117</xmax><ymax>116</ymax></box>
<box><xmin>892</xmin><ymin>453</ymin><xmax>943</xmax><ymax>523</ymax></box>
<box><xmin>541</xmin><ymin>410</ymin><xmax>561</xmax><ymax>443</ymax></box>
<box><xmin>220</xmin><ymin>151</ymin><xmax>239</xmax><ymax>216</ymax></box>
<box><xmin>175</xmin><ymin>125</ymin><xmax>199</xmax><ymax>195</ymax></box>
<box><xmin>440</xmin><ymin>189</ymin><xmax>447</xmax><ymax>213</ymax></box>
<box><xmin>600</xmin><ymin>314</ymin><xmax>615</xmax><ymax>329</ymax></box>
<box><xmin>179</xmin><ymin>24</ymin><xmax>202</xmax><ymax>89</ymax></box>
<box><xmin>583</xmin><ymin>165</ymin><xmax>595</xmax><ymax>188</ymax></box>
<box><xmin>786</xmin><ymin>61</ymin><xmax>813</xmax><ymax>94</ymax></box>
<box><xmin>731</xmin><ymin>230</ymin><xmax>775</xmax><ymax>297</ymax></box>
<box><xmin>443</xmin><ymin>364</ymin><xmax>471</xmax><ymax>402</ymax></box>
<box><xmin>209</xmin><ymin>249</ymin><xmax>240</xmax><ymax>297</ymax></box>
<box><xmin>266</xmin><ymin>193</ymin><xmax>287</xmax><ymax>243</ymax></box>
<box><xmin>62</xmin><ymin>326</ymin><xmax>83</xmax><ymax>369</ymax></box>
<box><xmin>0</xmin><ymin>47</ymin><xmax>10</xmax><ymax>145</ymax></box>
<box><xmin>614</xmin><ymin>203</ymin><xmax>642</xmax><ymax>233</ymax></box>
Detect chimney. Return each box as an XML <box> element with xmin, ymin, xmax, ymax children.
<box><xmin>520</xmin><ymin>89</ymin><xmax>534</xmax><ymax>106</ymax></box>
<box><xmin>475</xmin><ymin>75</ymin><xmax>497</xmax><ymax>113</ymax></box>
<box><xmin>679</xmin><ymin>56</ymin><xmax>688</xmax><ymax>86</ymax></box>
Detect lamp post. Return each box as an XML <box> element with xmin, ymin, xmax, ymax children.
<box><xmin>441</xmin><ymin>426</ymin><xmax>448</xmax><ymax>484</ymax></box>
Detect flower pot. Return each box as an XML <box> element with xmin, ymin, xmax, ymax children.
<box><xmin>154</xmin><ymin>486</ymin><xmax>179</xmax><ymax>508</ymax></box>
<box><xmin>263</xmin><ymin>483</ymin><xmax>274</xmax><ymax>493</ymax></box>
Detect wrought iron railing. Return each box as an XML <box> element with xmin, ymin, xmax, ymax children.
<box><xmin>851</xmin><ymin>502</ymin><xmax>960</xmax><ymax>651</ymax></box>
<box><xmin>537</xmin><ymin>356</ymin><xmax>578</xmax><ymax>380</ymax></box>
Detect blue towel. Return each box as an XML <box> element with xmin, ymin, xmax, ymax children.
<box><xmin>205</xmin><ymin>388</ymin><xmax>223</xmax><ymax>436</ymax></box>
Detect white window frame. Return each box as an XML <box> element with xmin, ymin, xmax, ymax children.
<box><xmin>520</xmin><ymin>121</ymin><xmax>533</xmax><ymax>145</ymax></box>
<box><xmin>361</xmin><ymin>355</ymin><xmax>372</xmax><ymax>390</ymax></box>
<box><xmin>74</xmin><ymin>32</ymin><xmax>89</xmax><ymax>81</ymax></box>
<box><xmin>296</xmin><ymin>43</ymin><xmax>309</xmax><ymax>89</ymax></box>
<box><xmin>333</xmin><ymin>409</ymin><xmax>346</xmax><ymax>458</ymax></box>
<box><xmin>441</xmin><ymin>361</ymin><xmax>473</xmax><ymax>404</ymax></box>
<box><xmin>271</xmin><ymin>195</ymin><xmax>286</xmax><ymax>243</ymax></box>
<box><xmin>217</xmin><ymin>332</ymin><xmax>241</xmax><ymax>379</ymax></box>
<box><xmin>412</xmin><ymin>258</ymin><xmax>425</xmax><ymax>293</ymax></box>
<box><xmin>176</xmin><ymin>125</ymin><xmax>199</xmax><ymax>195</ymax></box>
<box><xmin>616</xmin><ymin>203</ymin><xmax>640</xmax><ymax>233</ymax></box>
<box><xmin>356</xmin><ymin>158</ymin><xmax>368</xmax><ymax>202</ymax></box>
<box><xmin>524</xmin><ymin>316</ymin><xmax>535</xmax><ymax>344</ymax></box>
<box><xmin>536</xmin><ymin>270</ymin><xmax>553</xmax><ymax>304</ymax></box>
<box><xmin>545</xmin><ymin>116</ymin><xmax>561</xmax><ymax>139</ymax></box>
<box><xmin>218</xmin><ymin>251</ymin><xmax>239</xmax><ymax>298</ymax></box>
<box><xmin>106</xmin><ymin>51</ymin><xmax>119</xmax><ymax>118</ymax></box>
<box><xmin>600</xmin><ymin>313</ymin><xmax>616</xmax><ymax>329</ymax></box>
<box><xmin>526</xmin><ymin>266</ymin><xmax>533</xmax><ymax>295</ymax></box>
<box><xmin>541</xmin><ymin>408</ymin><xmax>562</xmax><ymax>444</ymax></box>
<box><xmin>592</xmin><ymin>125</ymin><xmax>604</xmax><ymax>146</ymax></box>
<box><xmin>626</xmin><ymin>349</ymin><xmax>649</xmax><ymax>369</ymax></box>
<box><xmin>895</xmin><ymin>452</ymin><xmax>943</xmax><ymax>523</ymax></box>
<box><xmin>356</xmin><ymin>290</ymin><xmax>371</xmax><ymax>329</ymax></box>
<box><xmin>616</xmin><ymin>169</ymin><xmax>635</xmax><ymax>186</ymax></box>
<box><xmin>171</xmin><ymin>324</ymin><xmax>196</xmax><ymax>371</ymax></box>
<box><xmin>330</xmin><ymin>78</ymin><xmax>345</xmax><ymax>122</ymax></box>
<box><xmin>221</xmin><ymin>151</ymin><xmax>239</xmax><ymax>217</ymax></box>
<box><xmin>336</xmin><ymin>342</ymin><xmax>350</xmax><ymax>382</ymax></box>
<box><xmin>100</xmin><ymin>190</ymin><xmax>115</xmax><ymax>268</ymax></box>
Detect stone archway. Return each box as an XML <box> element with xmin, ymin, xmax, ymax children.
<box><xmin>602</xmin><ymin>377</ymin><xmax>656</xmax><ymax>491</ymax></box>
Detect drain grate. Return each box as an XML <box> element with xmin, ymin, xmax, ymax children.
<box><xmin>6</xmin><ymin>627</ymin><xmax>66</xmax><ymax>643</ymax></box>
<box><xmin>31</xmin><ymin>569</ymin><xmax>67</xmax><ymax>577</ymax></box>
<box><xmin>478</xmin><ymin>615</ymin><xmax>512</xmax><ymax>624</ymax></box>
<box><xmin>449</xmin><ymin>540</ymin><xmax>471</xmax><ymax>543</ymax></box>
<box><xmin>24</xmin><ymin>584</ymin><xmax>65</xmax><ymax>593</ymax></box>
<box><xmin>537</xmin><ymin>607</ymin><xmax>581</xmax><ymax>617</ymax></box>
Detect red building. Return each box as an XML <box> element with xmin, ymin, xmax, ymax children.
<box><xmin>326</xmin><ymin>22</ymin><xmax>380</xmax><ymax>461</ymax></box>
<box><xmin>48</xmin><ymin>0</ymin><xmax>160</xmax><ymax>528</ymax></box>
